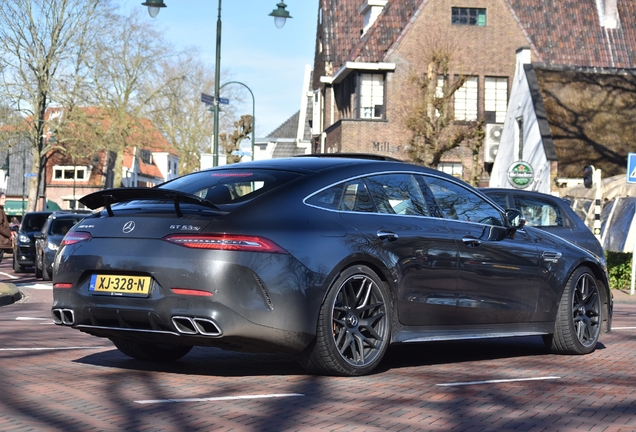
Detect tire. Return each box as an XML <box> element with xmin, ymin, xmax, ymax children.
<box><xmin>42</xmin><ymin>256</ymin><xmax>51</xmax><ymax>281</ymax></box>
<box><xmin>110</xmin><ymin>338</ymin><xmax>192</xmax><ymax>361</ymax></box>
<box><xmin>298</xmin><ymin>265</ymin><xmax>391</xmax><ymax>376</ymax></box>
<box><xmin>34</xmin><ymin>260</ymin><xmax>42</xmax><ymax>279</ymax></box>
<box><xmin>544</xmin><ymin>267</ymin><xmax>602</xmax><ymax>355</ymax></box>
<box><xmin>13</xmin><ymin>253</ymin><xmax>23</xmax><ymax>273</ymax></box>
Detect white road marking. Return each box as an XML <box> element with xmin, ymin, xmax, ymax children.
<box><xmin>16</xmin><ymin>317</ymin><xmax>50</xmax><ymax>321</ymax></box>
<box><xmin>134</xmin><ymin>393</ymin><xmax>305</xmax><ymax>405</ymax></box>
<box><xmin>0</xmin><ymin>272</ymin><xmax>18</xmax><ymax>279</ymax></box>
<box><xmin>437</xmin><ymin>376</ymin><xmax>561</xmax><ymax>387</ymax></box>
<box><xmin>612</xmin><ymin>326</ymin><xmax>636</xmax><ymax>330</ymax></box>
<box><xmin>0</xmin><ymin>346</ymin><xmax>108</xmax><ymax>351</ymax></box>
<box><xmin>17</xmin><ymin>283</ymin><xmax>52</xmax><ymax>290</ymax></box>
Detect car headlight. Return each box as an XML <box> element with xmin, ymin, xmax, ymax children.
<box><xmin>47</xmin><ymin>241</ymin><xmax>59</xmax><ymax>251</ymax></box>
<box><xmin>18</xmin><ymin>234</ymin><xmax>30</xmax><ymax>243</ymax></box>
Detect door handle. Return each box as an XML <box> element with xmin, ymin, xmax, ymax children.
<box><xmin>462</xmin><ymin>236</ymin><xmax>482</xmax><ymax>247</ymax></box>
<box><xmin>542</xmin><ymin>251</ymin><xmax>562</xmax><ymax>263</ymax></box>
<box><xmin>377</xmin><ymin>230</ymin><xmax>399</xmax><ymax>241</ymax></box>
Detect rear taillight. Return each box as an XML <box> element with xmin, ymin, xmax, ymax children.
<box><xmin>171</xmin><ymin>288</ymin><xmax>214</xmax><ymax>297</ymax></box>
<box><xmin>162</xmin><ymin>234</ymin><xmax>287</xmax><ymax>253</ymax></box>
<box><xmin>61</xmin><ymin>232</ymin><xmax>92</xmax><ymax>246</ymax></box>
<box><xmin>53</xmin><ymin>283</ymin><xmax>73</xmax><ymax>289</ymax></box>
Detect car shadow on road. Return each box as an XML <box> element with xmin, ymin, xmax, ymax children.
<box><xmin>73</xmin><ymin>336</ymin><xmax>606</xmax><ymax>377</ymax></box>
<box><xmin>74</xmin><ymin>346</ymin><xmax>308</xmax><ymax>376</ymax></box>
<box><xmin>377</xmin><ymin>336</ymin><xmax>607</xmax><ymax>373</ymax></box>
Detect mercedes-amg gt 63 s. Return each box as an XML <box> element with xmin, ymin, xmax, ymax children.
<box><xmin>52</xmin><ymin>155</ymin><xmax>612</xmax><ymax>376</ymax></box>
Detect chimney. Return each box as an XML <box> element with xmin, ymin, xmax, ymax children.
<box><xmin>360</xmin><ymin>0</ymin><xmax>388</xmax><ymax>36</ymax></box>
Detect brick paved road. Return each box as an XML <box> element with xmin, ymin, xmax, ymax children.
<box><xmin>1</xmin><ymin>279</ymin><xmax>636</xmax><ymax>431</ymax></box>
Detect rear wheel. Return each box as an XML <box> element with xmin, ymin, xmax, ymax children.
<box><xmin>110</xmin><ymin>338</ymin><xmax>192</xmax><ymax>361</ymax></box>
<box><xmin>298</xmin><ymin>265</ymin><xmax>391</xmax><ymax>376</ymax></box>
<box><xmin>544</xmin><ymin>267</ymin><xmax>602</xmax><ymax>354</ymax></box>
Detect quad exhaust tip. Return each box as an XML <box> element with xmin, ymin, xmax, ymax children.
<box><xmin>172</xmin><ymin>316</ymin><xmax>222</xmax><ymax>336</ymax></box>
<box><xmin>52</xmin><ymin>308</ymin><xmax>75</xmax><ymax>326</ymax></box>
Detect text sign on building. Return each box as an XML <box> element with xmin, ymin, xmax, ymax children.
<box><xmin>628</xmin><ymin>153</ymin><xmax>636</xmax><ymax>184</ymax></box>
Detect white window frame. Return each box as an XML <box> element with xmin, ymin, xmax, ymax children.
<box><xmin>454</xmin><ymin>76</ymin><xmax>478</xmax><ymax>121</ymax></box>
<box><xmin>485</xmin><ymin>77</ymin><xmax>508</xmax><ymax>123</ymax></box>
<box><xmin>437</xmin><ymin>162</ymin><xmax>463</xmax><ymax>178</ymax></box>
<box><xmin>53</xmin><ymin>166</ymin><xmax>89</xmax><ymax>182</ymax></box>
<box><xmin>358</xmin><ymin>73</ymin><xmax>385</xmax><ymax>119</ymax></box>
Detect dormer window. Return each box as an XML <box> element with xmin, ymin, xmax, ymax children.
<box><xmin>360</xmin><ymin>0</ymin><xmax>388</xmax><ymax>35</ymax></box>
<box><xmin>452</xmin><ymin>7</ymin><xmax>486</xmax><ymax>26</ymax></box>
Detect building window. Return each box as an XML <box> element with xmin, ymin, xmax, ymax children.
<box><xmin>53</xmin><ymin>166</ymin><xmax>88</xmax><ymax>181</ymax></box>
<box><xmin>484</xmin><ymin>77</ymin><xmax>508</xmax><ymax>123</ymax></box>
<box><xmin>451</xmin><ymin>7</ymin><xmax>486</xmax><ymax>26</ymax></box>
<box><xmin>63</xmin><ymin>199</ymin><xmax>88</xmax><ymax>210</ymax></box>
<box><xmin>437</xmin><ymin>162</ymin><xmax>463</xmax><ymax>178</ymax></box>
<box><xmin>139</xmin><ymin>149</ymin><xmax>152</xmax><ymax>164</ymax></box>
<box><xmin>454</xmin><ymin>76</ymin><xmax>478</xmax><ymax>121</ymax></box>
<box><xmin>358</xmin><ymin>73</ymin><xmax>384</xmax><ymax>119</ymax></box>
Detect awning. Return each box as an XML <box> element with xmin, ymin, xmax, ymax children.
<box><xmin>3</xmin><ymin>199</ymin><xmax>28</xmax><ymax>216</ymax></box>
<box><xmin>2</xmin><ymin>199</ymin><xmax>61</xmax><ymax>216</ymax></box>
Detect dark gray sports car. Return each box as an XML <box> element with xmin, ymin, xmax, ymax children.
<box><xmin>52</xmin><ymin>155</ymin><xmax>612</xmax><ymax>376</ymax></box>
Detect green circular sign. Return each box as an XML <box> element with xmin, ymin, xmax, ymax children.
<box><xmin>507</xmin><ymin>161</ymin><xmax>534</xmax><ymax>189</ymax></box>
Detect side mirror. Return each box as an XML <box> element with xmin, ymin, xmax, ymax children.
<box><xmin>505</xmin><ymin>209</ymin><xmax>526</xmax><ymax>229</ymax></box>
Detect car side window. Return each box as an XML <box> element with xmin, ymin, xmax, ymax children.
<box><xmin>513</xmin><ymin>194</ymin><xmax>563</xmax><ymax>227</ymax></box>
<box><xmin>306</xmin><ymin>180</ymin><xmax>375</xmax><ymax>212</ymax></box>
<box><xmin>364</xmin><ymin>174</ymin><xmax>429</xmax><ymax>216</ymax></box>
<box><xmin>485</xmin><ymin>192</ymin><xmax>509</xmax><ymax>210</ymax></box>
<box><xmin>424</xmin><ymin>176</ymin><xmax>503</xmax><ymax>225</ymax></box>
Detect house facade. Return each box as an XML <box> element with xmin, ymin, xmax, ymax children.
<box><xmin>44</xmin><ymin>108</ymin><xmax>179</xmax><ymax>210</ymax></box>
<box><xmin>312</xmin><ymin>0</ymin><xmax>636</xmax><ymax>186</ymax></box>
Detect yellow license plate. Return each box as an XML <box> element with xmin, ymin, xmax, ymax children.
<box><xmin>89</xmin><ymin>274</ymin><xmax>152</xmax><ymax>296</ymax></box>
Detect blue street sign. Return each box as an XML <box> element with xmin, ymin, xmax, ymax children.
<box><xmin>628</xmin><ymin>153</ymin><xmax>636</xmax><ymax>184</ymax></box>
<box><xmin>201</xmin><ymin>93</ymin><xmax>229</xmax><ymax>105</ymax></box>
<box><xmin>231</xmin><ymin>150</ymin><xmax>252</xmax><ymax>156</ymax></box>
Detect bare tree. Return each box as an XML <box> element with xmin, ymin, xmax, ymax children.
<box><xmin>69</xmin><ymin>9</ymin><xmax>183</xmax><ymax>187</ymax></box>
<box><xmin>144</xmin><ymin>56</ymin><xmax>241</xmax><ymax>174</ymax></box>
<box><xmin>221</xmin><ymin>115</ymin><xmax>253</xmax><ymax>165</ymax></box>
<box><xmin>0</xmin><ymin>0</ymin><xmax>107</xmax><ymax>211</ymax></box>
<box><xmin>399</xmin><ymin>35</ymin><xmax>484</xmax><ymax>184</ymax></box>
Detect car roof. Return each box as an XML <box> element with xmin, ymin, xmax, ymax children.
<box><xmin>198</xmin><ymin>155</ymin><xmax>430</xmax><ymax>174</ymax></box>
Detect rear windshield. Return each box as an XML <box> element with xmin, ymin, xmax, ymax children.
<box><xmin>21</xmin><ymin>214</ymin><xmax>49</xmax><ymax>232</ymax></box>
<box><xmin>159</xmin><ymin>169</ymin><xmax>302</xmax><ymax>205</ymax></box>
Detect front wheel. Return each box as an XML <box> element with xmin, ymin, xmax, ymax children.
<box><xmin>298</xmin><ymin>265</ymin><xmax>391</xmax><ymax>376</ymax></box>
<box><xmin>42</xmin><ymin>256</ymin><xmax>51</xmax><ymax>281</ymax></box>
<box><xmin>110</xmin><ymin>338</ymin><xmax>192</xmax><ymax>361</ymax></box>
<box><xmin>544</xmin><ymin>267</ymin><xmax>602</xmax><ymax>355</ymax></box>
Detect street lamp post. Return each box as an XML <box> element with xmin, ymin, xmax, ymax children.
<box><xmin>142</xmin><ymin>0</ymin><xmax>291</xmax><ymax>166</ymax></box>
<box><xmin>220</xmin><ymin>81</ymin><xmax>255</xmax><ymax>161</ymax></box>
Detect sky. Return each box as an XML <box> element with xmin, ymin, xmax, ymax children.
<box><xmin>132</xmin><ymin>0</ymin><xmax>318</xmax><ymax>140</ymax></box>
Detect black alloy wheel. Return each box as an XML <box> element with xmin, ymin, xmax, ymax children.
<box><xmin>299</xmin><ymin>265</ymin><xmax>391</xmax><ymax>376</ymax></box>
<box><xmin>545</xmin><ymin>267</ymin><xmax>602</xmax><ymax>354</ymax></box>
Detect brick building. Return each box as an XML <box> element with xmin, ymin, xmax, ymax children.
<box><xmin>311</xmin><ymin>0</ymin><xmax>636</xmax><ymax>185</ymax></box>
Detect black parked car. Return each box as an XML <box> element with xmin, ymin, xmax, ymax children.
<box><xmin>34</xmin><ymin>212</ymin><xmax>87</xmax><ymax>281</ymax></box>
<box><xmin>480</xmin><ymin>188</ymin><xmax>605</xmax><ymax>261</ymax></box>
<box><xmin>13</xmin><ymin>211</ymin><xmax>52</xmax><ymax>273</ymax></box>
<box><xmin>52</xmin><ymin>156</ymin><xmax>612</xmax><ymax>376</ymax></box>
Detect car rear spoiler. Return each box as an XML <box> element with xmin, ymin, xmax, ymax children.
<box><xmin>79</xmin><ymin>187</ymin><xmax>221</xmax><ymax>217</ymax></box>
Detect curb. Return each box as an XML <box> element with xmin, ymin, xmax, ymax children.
<box><xmin>0</xmin><ymin>282</ymin><xmax>21</xmax><ymax>306</ymax></box>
